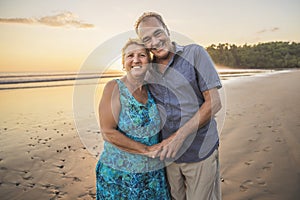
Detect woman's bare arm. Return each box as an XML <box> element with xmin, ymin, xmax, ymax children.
<box><xmin>99</xmin><ymin>80</ymin><xmax>162</xmax><ymax>156</ymax></box>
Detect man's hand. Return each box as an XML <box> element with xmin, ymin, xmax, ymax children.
<box><xmin>159</xmin><ymin>132</ymin><xmax>186</xmax><ymax>160</ymax></box>
<box><xmin>157</xmin><ymin>88</ymin><xmax>222</xmax><ymax>161</ymax></box>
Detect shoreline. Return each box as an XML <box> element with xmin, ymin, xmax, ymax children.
<box><xmin>0</xmin><ymin>68</ymin><xmax>297</xmax><ymax>91</ymax></box>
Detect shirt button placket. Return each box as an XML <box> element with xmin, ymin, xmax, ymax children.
<box><xmin>163</xmin><ymin>76</ymin><xmax>172</xmax><ymax>128</ymax></box>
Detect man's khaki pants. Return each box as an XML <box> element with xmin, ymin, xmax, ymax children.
<box><xmin>166</xmin><ymin>149</ymin><xmax>221</xmax><ymax>200</ymax></box>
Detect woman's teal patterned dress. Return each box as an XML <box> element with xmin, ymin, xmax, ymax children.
<box><xmin>96</xmin><ymin>79</ymin><xmax>170</xmax><ymax>200</ymax></box>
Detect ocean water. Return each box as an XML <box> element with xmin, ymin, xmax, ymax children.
<box><xmin>0</xmin><ymin>71</ymin><xmax>124</xmax><ymax>90</ymax></box>
<box><xmin>0</xmin><ymin>69</ymin><xmax>274</xmax><ymax>90</ymax></box>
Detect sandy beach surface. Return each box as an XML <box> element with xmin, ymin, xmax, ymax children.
<box><xmin>0</xmin><ymin>85</ymin><xmax>98</xmax><ymax>199</ymax></box>
<box><xmin>220</xmin><ymin>70</ymin><xmax>300</xmax><ymax>200</ymax></box>
<box><xmin>0</xmin><ymin>70</ymin><xmax>299</xmax><ymax>199</ymax></box>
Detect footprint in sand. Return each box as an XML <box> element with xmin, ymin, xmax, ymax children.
<box><xmin>256</xmin><ymin>177</ymin><xmax>267</xmax><ymax>186</ymax></box>
<box><xmin>262</xmin><ymin>162</ymin><xmax>273</xmax><ymax>171</ymax></box>
<box><xmin>275</xmin><ymin>137</ymin><xmax>282</xmax><ymax>143</ymax></box>
<box><xmin>28</xmin><ymin>183</ymin><xmax>36</xmax><ymax>188</ymax></box>
<box><xmin>275</xmin><ymin>137</ymin><xmax>286</xmax><ymax>143</ymax></box>
<box><xmin>240</xmin><ymin>180</ymin><xmax>253</xmax><ymax>192</ymax></box>
<box><xmin>248</xmin><ymin>138</ymin><xmax>257</xmax><ymax>142</ymax></box>
<box><xmin>263</xmin><ymin>146</ymin><xmax>272</xmax><ymax>152</ymax></box>
<box><xmin>244</xmin><ymin>160</ymin><xmax>254</xmax><ymax>166</ymax></box>
<box><xmin>73</xmin><ymin>177</ymin><xmax>81</xmax><ymax>182</ymax></box>
<box><xmin>22</xmin><ymin>173</ymin><xmax>34</xmax><ymax>181</ymax></box>
<box><xmin>57</xmin><ymin>165</ymin><xmax>64</xmax><ymax>169</ymax></box>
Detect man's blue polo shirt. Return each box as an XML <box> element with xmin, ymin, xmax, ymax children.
<box><xmin>145</xmin><ymin>43</ymin><xmax>222</xmax><ymax>163</ymax></box>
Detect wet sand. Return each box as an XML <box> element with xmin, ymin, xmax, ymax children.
<box><xmin>0</xmin><ymin>86</ymin><xmax>98</xmax><ymax>199</ymax></box>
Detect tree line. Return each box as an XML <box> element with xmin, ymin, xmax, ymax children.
<box><xmin>206</xmin><ymin>41</ymin><xmax>300</xmax><ymax>69</ymax></box>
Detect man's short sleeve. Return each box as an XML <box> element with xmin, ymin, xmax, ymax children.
<box><xmin>193</xmin><ymin>45</ymin><xmax>222</xmax><ymax>92</ymax></box>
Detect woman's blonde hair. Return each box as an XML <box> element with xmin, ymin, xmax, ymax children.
<box><xmin>121</xmin><ymin>38</ymin><xmax>151</xmax><ymax>65</ymax></box>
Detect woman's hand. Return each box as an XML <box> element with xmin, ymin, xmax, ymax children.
<box><xmin>142</xmin><ymin>143</ymin><xmax>163</xmax><ymax>158</ymax></box>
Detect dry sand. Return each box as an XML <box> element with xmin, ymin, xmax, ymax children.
<box><xmin>0</xmin><ymin>70</ymin><xmax>299</xmax><ymax>199</ymax></box>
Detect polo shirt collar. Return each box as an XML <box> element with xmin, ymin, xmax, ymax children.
<box><xmin>151</xmin><ymin>42</ymin><xmax>184</xmax><ymax>75</ymax></box>
<box><xmin>173</xmin><ymin>42</ymin><xmax>184</xmax><ymax>54</ymax></box>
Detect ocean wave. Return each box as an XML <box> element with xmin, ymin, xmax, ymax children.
<box><xmin>0</xmin><ymin>72</ymin><xmax>124</xmax><ymax>90</ymax></box>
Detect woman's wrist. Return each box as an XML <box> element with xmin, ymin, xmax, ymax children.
<box><xmin>140</xmin><ymin>145</ymin><xmax>149</xmax><ymax>154</ymax></box>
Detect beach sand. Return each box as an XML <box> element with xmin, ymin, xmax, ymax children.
<box><xmin>0</xmin><ymin>86</ymin><xmax>98</xmax><ymax>199</ymax></box>
<box><xmin>220</xmin><ymin>70</ymin><xmax>300</xmax><ymax>200</ymax></box>
<box><xmin>0</xmin><ymin>70</ymin><xmax>299</xmax><ymax>199</ymax></box>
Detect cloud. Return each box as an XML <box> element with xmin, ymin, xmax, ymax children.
<box><xmin>257</xmin><ymin>27</ymin><xmax>279</xmax><ymax>34</ymax></box>
<box><xmin>0</xmin><ymin>11</ymin><xmax>94</xmax><ymax>28</ymax></box>
<box><xmin>270</xmin><ymin>27</ymin><xmax>279</xmax><ymax>32</ymax></box>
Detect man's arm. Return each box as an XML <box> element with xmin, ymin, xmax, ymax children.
<box><xmin>159</xmin><ymin>87</ymin><xmax>222</xmax><ymax>160</ymax></box>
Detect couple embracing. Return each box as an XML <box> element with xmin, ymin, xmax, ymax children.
<box><xmin>96</xmin><ymin>12</ymin><xmax>222</xmax><ymax>200</ymax></box>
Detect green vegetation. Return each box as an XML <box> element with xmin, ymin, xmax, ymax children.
<box><xmin>206</xmin><ymin>41</ymin><xmax>300</xmax><ymax>69</ymax></box>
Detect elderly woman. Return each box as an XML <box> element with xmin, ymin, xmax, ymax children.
<box><xmin>96</xmin><ymin>39</ymin><xmax>170</xmax><ymax>199</ymax></box>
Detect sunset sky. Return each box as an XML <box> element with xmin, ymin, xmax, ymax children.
<box><xmin>0</xmin><ymin>0</ymin><xmax>299</xmax><ymax>72</ymax></box>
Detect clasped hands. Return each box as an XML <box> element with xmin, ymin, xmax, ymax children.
<box><xmin>143</xmin><ymin>133</ymin><xmax>185</xmax><ymax>161</ymax></box>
